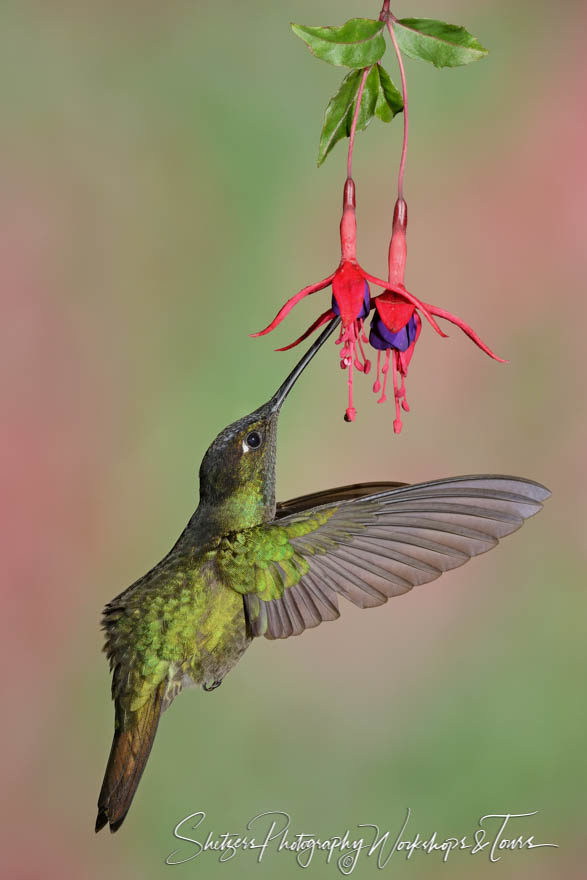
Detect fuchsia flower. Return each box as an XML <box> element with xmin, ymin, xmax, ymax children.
<box><xmin>367</xmin><ymin>197</ymin><xmax>506</xmax><ymax>432</ymax></box>
<box><xmin>253</xmin><ymin>178</ymin><xmax>374</xmax><ymax>422</ymax></box>
<box><xmin>253</xmin><ymin>181</ymin><xmax>505</xmax><ymax>429</ymax></box>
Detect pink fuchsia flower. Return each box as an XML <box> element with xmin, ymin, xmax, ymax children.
<box><xmin>253</xmin><ymin>183</ymin><xmax>504</xmax><ymax>427</ymax></box>
<box><xmin>253</xmin><ymin>178</ymin><xmax>439</xmax><ymax>421</ymax></box>
<box><xmin>253</xmin><ymin>178</ymin><xmax>373</xmax><ymax>421</ymax></box>
<box><xmin>367</xmin><ymin>197</ymin><xmax>506</xmax><ymax>433</ymax></box>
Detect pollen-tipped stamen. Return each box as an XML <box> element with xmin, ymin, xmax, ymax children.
<box><xmin>344</xmin><ymin>355</ymin><xmax>356</xmax><ymax>422</ymax></box>
<box><xmin>373</xmin><ymin>351</ymin><xmax>382</xmax><ymax>394</ymax></box>
<box><xmin>399</xmin><ymin>371</ymin><xmax>410</xmax><ymax>412</ymax></box>
<box><xmin>355</xmin><ymin>323</ymin><xmax>371</xmax><ymax>374</ymax></box>
<box><xmin>377</xmin><ymin>349</ymin><xmax>391</xmax><ymax>404</ymax></box>
<box><xmin>392</xmin><ymin>350</ymin><xmax>403</xmax><ymax>433</ymax></box>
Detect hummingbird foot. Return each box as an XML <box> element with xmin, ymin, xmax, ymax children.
<box><xmin>203</xmin><ymin>678</ymin><xmax>223</xmax><ymax>692</ymax></box>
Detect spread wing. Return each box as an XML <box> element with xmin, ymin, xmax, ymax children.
<box><xmin>230</xmin><ymin>476</ymin><xmax>550</xmax><ymax>640</ymax></box>
<box><xmin>274</xmin><ymin>482</ymin><xmax>408</xmax><ymax>517</ymax></box>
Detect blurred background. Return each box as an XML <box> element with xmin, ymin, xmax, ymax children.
<box><xmin>2</xmin><ymin>0</ymin><xmax>585</xmax><ymax>877</ymax></box>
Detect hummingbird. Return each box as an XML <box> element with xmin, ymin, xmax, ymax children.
<box><xmin>95</xmin><ymin>318</ymin><xmax>550</xmax><ymax>833</ymax></box>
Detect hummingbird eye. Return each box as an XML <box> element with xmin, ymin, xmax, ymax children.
<box><xmin>245</xmin><ymin>430</ymin><xmax>262</xmax><ymax>450</ymax></box>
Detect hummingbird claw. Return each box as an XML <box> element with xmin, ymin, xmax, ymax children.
<box><xmin>203</xmin><ymin>678</ymin><xmax>223</xmax><ymax>692</ymax></box>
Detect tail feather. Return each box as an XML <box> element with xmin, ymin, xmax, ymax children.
<box><xmin>96</xmin><ymin>686</ymin><xmax>164</xmax><ymax>833</ymax></box>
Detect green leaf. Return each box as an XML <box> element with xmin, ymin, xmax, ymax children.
<box><xmin>317</xmin><ymin>69</ymin><xmax>371</xmax><ymax>166</ymax></box>
<box><xmin>318</xmin><ymin>64</ymin><xmax>403</xmax><ymax>166</ymax></box>
<box><xmin>394</xmin><ymin>18</ymin><xmax>488</xmax><ymax>68</ymax></box>
<box><xmin>291</xmin><ymin>18</ymin><xmax>386</xmax><ymax>68</ymax></box>
<box><xmin>374</xmin><ymin>65</ymin><xmax>403</xmax><ymax>122</ymax></box>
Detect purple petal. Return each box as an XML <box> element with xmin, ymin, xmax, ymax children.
<box><xmin>369</xmin><ymin>312</ymin><xmax>418</xmax><ymax>352</ymax></box>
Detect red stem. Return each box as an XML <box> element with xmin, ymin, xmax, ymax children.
<box><xmin>385</xmin><ymin>17</ymin><xmax>409</xmax><ymax>201</ymax></box>
<box><xmin>346</xmin><ymin>66</ymin><xmax>371</xmax><ymax>180</ymax></box>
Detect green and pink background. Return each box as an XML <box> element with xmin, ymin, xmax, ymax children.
<box><xmin>3</xmin><ymin>0</ymin><xmax>585</xmax><ymax>877</ymax></box>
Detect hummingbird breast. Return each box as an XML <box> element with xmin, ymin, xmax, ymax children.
<box><xmin>167</xmin><ymin>563</ymin><xmax>252</xmax><ymax>698</ymax></box>
<box><xmin>105</xmin><ymin>550</ymin><xmax>253</xmax><ymax>716</ymax></box>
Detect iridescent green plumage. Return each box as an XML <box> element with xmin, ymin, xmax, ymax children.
<box><xmin>95</xmin><ymin>321</ymin><xmax>550</xmax><ymax>833</ymax></box>
<box><xmin>96</xmin><ymin>322</ymin><xmax>342</xmax><ymax>832</ymax></box>
<box><xmin>218</xmin><ymin>511</ymin><xmax>336</xmax><ymax>599</ymax></box>
<box><xmin>103</xmin><ymin>549</ymin><xmax>249</xmax><ymax>714</ymax></box>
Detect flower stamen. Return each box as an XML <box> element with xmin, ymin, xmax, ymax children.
<box><xmin>399</xmin><ymin>370</ymin><xmax>410</xmax><ymax>412</ymax></box>
<box><xmin>378</xmin><ymin>349</ymin><xmax>391</xmax><ymax>404</ymax></box>
<box><xmin>355</xmin><ymin>323</ymin><xmax>371</xmax><ymax>374</ymax></box>
<box><xmin>344</xmin><ymin>353</ymin><xmax>356</xmax><ymax>422</ymax></box>
<box><xmin>373</xmin><ymin>350</ymin><xmax>382</xmax><ymax>394</ymax></box>
<box><xmin>392</xmin><ymin>350</ymin><xmax>403</xmax><ymax>433</ymax></box>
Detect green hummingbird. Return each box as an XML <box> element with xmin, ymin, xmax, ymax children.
<box><xmin>95</xmin><ymin>319</ymin><xmax>550</xmax><ymax>833</ymax></box>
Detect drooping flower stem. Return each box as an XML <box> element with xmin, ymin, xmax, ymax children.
<box><xmin>380</xmin><ymin>3</ymin><xmax>409</xmax><ymax>202</ymax></box>
<box><xmin>346</xmin><ymin>66</ymin><xmax>371</xmax><ymax>181</ymax></box>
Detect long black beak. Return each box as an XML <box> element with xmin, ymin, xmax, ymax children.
<box><xmin>268</xmin><ymin>317</ymin><xmax>341</xmax><ymax>412</ymax></box>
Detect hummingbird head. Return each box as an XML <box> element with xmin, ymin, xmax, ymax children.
<box><xmin>191</xmin><ymin>319</ymin><xmax>340</xmax><ymax>542</ymax></box>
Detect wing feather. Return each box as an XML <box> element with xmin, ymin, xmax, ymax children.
<box><xmin>275</xmin><ymin>482</ymin><xmax>408</xmax><ymax>517</ymax></box>
<box><xmin>241</xmin><ymin>476</ymin><xmax>550</xmax><ymax>639</ymax></box>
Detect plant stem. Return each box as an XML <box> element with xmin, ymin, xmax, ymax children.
<box><xmin>346</xmin><ymin>66</ymin><xmax>371</xmax><ymax>180</ymax></box>
<box><xmin>385</xmin><ymin>15</ymin><xmax>409</xmax><ymax>201</ymax></box>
